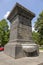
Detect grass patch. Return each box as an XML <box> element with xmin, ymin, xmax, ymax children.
<box><xmin>39</xmin><ymin>48</ymin><xmax>43</xmax><ymax>50</ymax></box>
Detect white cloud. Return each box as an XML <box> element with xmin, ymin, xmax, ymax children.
<box><xmin>4</xmin><ymin>11</ymin><xmax>10</xmax><ymax>19</ymax></box>
<box><xmin>32</xmin><ymin>27</ymin><xmax>35</xmax><ymax>31</ymax></box>
<box><xmin>32</xmin><ymin>27</ymin><xmax>37</xmax><ymax>32</ymax></box>
<box><xmin>3</xmin><ymin>11</ymin><xmax>10</xmax><ymax>29</ymax></box>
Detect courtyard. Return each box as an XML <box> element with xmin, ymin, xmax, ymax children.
<box><xmin>0</xmin><ymin>51</ymin><xmax>43</xmax><ymax>65</ymax></box>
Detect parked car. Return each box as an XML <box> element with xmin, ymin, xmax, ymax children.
<box><xmin>0</xmin><ymin>47</ymin><xmax>4</xmax><ymax>51</ymax></box>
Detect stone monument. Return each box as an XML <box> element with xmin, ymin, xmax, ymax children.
<box><xmin>4</xmin><ymin>3</ymin><xmax>39</xmax><ymax>59</ymax></box>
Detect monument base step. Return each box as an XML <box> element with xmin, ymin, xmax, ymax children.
<box><xmin>4</xmin><ymin>42</ymin><xmax>26</xmax><ymax>59</ymax></box>
<box><xmin>4</xmin><ymin>42</ymin><xmax>39</xmax><ymax>59</ymax></box>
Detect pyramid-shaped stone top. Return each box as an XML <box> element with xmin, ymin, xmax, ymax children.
<box><xmin>7</xmin><ymin>3</ymin><xmax>35</xmax><ymax>21</ymax></box>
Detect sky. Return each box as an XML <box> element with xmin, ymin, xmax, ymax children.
<box><xmin>0</xmin><ymin>0</ymin><xmax>43</xmax><ymax>31</ymax></box>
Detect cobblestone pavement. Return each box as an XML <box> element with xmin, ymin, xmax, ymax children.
<box><xmin>0</xmin><ymin>51</ymin><xmax>43</xmax><ymax>65</ymax></box>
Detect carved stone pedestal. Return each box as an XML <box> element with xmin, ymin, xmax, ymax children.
<box><xmin>4</xmin><ymin>3</ymin><xmax>39</xmax><ymax>59</ymax></box>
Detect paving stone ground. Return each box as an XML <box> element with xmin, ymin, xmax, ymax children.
<box><xmin>0</xmin><ymin>51</ymin><xmax>43</xmax><ymax>65</ymax></box>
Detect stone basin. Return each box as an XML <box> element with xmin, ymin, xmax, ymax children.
<box><xmin>21</xmin><ymin>44</ymin><xmax>38</xmax><ymax>52</ymax></box>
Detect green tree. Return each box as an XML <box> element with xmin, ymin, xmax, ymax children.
<box><xmin>0</xmin><ymin>19</ymin><xmax>10</xmax><ymax>46</ymax></box>
<box><xmin>32</xmin><ymin>31</ymin><xmax>40</xmax><ymax>45</ymax></box>
<box><xmin>34</xmin><ymin>11</ymin><xmax>43</xmax><ymax>46</ymax></box>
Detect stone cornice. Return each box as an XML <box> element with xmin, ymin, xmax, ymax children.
<box><xmin>7</xmin><ymin>3</ymin><xmax>35</xmax><ymax>22</ymax></box>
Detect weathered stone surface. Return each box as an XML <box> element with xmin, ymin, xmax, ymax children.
<box><xmin>4</xmin><ymin>43</ymin><xmax>26</xmax><ymax>59</ymax></box>
<box><xmin>4</xmin><ymin>3</ymin><xmax>39</xmax><ymax>59</ymax></box>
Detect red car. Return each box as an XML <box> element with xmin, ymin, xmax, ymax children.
<box><xmin>0</xmin><ymin>47</ymin><xmax>4</xmax><ymax>51</ymax></box>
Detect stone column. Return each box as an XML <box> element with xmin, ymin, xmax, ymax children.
<box><xmin>4</xmin><ymin>3</ymin><xmax>39</xmax><ymax>59</ymax></box>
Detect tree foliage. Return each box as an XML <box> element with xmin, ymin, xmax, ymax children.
<box><xmin>35</xmin><ymin>11</ymin><xmax>43</xmax><ymax>33</ymax></box>
<box><xmin>0</xmin><ymin>19</ymin><xmax>10</xmax><ymax>46</ymax></box>
<box><xmin>32</xmin><ymin>31</ymin><xmax>40</xmax><ymax>45</ymax></box>
<box><xmin>34</xmin><ymin>11</ymin><xmax>43</xmax><ymax>46</ymax></box>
